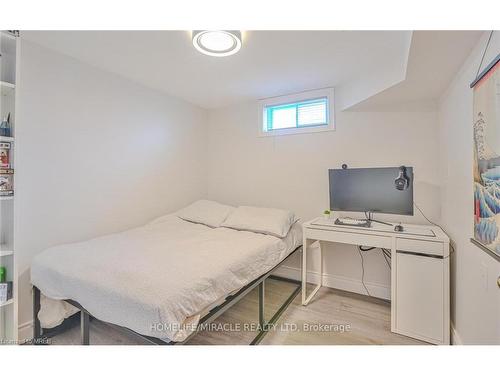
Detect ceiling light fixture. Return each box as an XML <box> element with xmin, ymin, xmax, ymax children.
<box><xmin>192</xmin><ymin>30</ymin><xmax>242</xmax><ymax>57</ymax></box>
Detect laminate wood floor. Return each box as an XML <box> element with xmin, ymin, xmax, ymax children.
<box><xmin>48</xmin><ymin>278</ymin><xmax>426</xmax><ymax>345</ymax></box>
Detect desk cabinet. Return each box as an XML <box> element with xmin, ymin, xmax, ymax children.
<box><xmin>395</xmin><ymin>251</ymin><xmax>447</xmax><ymax>344</ymax></box>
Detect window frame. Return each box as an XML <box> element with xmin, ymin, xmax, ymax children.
<box><xmin>258</xmin><ymin>88</ymin><xmax>335</xmax><ymax>137</ymax></box>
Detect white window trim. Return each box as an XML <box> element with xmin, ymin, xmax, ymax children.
<box><xmin>258</xmin><ymin>88</ymin><xmax>335</xmax><ymax>137</ymax></box>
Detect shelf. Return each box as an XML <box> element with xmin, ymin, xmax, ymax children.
<box><xmin>0</xmin><ymin>250</ymin><xmax>13</xmax><ymax>257</ymax></box>
<box><xmin>0</xmin><ymin>136</ymin><xmax>14</xmax><ymax>142</ymax></box>
<box><xmin>1</xmin><ymin>81</ymin><xmax>15</xmax><ymax>98</ymax></box>
<box><xmin>0</xmin><ymin>81</ymin><xmax>15</xmax><ymax>89</ymax></box>
<box><xmin>0</xmin><ymin>299</ymin><xmax>13</xmax><ymax>308</ymax></box>
<box><xmin>0</xmin><ymin>31</ymin><xmax>17</xmax><ymax>41</ymax></box>
<box><xmin>0</xmin><ymin>196</ymin><xmax>13</xmax><ymax>201</ymax></box>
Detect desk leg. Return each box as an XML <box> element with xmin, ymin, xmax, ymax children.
<box><xmin>302</xmin><ymin>238</ymin><xmax>322</xmax><ymax>305</ymax></box>
<box><xmin>301</xmin><ymin>239</ymin><xmax>307</xmax><ymax>304</ymax></box>
<box><xmin>390</xmin><ymin>237</ymin><xmax>396</xmax><ymax>333</ymax></box>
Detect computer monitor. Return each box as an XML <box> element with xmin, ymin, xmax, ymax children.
<box><xmin>329</xmin><ymin>167</ymin><xmax>414</xmax><ymax>215</ymax></box>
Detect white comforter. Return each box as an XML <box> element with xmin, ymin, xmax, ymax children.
<box><xmin>31</xmin><ymin>215</ymin><xmax>301</xmax><ymax>342</ymax></box>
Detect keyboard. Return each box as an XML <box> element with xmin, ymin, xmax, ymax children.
<box><xmin>334</xmin><ymin>218</ymin><xmax>371</xmax><ymax>228</ymax></box>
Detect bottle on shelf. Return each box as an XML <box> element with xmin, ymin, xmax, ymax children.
<box><xmin>0</xmin><ymin>113</ymin><xmax>11</xmax><ymax>137</ymax></box>
<box><xmin>0</xmin><ymin>266</ymin><xmax>13</xmax><ymax>304</ymax></box>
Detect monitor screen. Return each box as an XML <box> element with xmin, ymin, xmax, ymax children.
<box><xmin>329</xmin><ymin>167</ymin><xmax>414</xmax><ymax>215</ymax></box>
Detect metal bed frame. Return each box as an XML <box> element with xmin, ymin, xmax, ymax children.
<box><xmin>32</xmin><ymin>246</ymin><xmax>302</xmax><ymax>345</ymax></box>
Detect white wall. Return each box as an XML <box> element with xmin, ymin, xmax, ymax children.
<box><xmin>207</xmin><ymin>101</ymin><xmax>441</xmax><ymax>299</ymax></box>
<box><xmin>438</xmin><ymin>32</ymin><xmax>500</xmax><ymax>344</ymax></box>
<box><xmin>15</xmin><ymin>40</ymin><xmax>208</xmax><ymax>336</ymax></box>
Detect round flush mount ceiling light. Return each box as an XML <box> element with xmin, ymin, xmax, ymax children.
<box><xmin>192</xmin><ymin>30</ymin><xmax>242</xmax><ymax>57</ymax></box>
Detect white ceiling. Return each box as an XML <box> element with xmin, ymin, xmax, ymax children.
<box><xmin>350</xmin><ymin>30</ymin><xmax>483</xmax><ymax>111</ymax></box>
<box><xmin>22</xmin><ymin>30</ymin><xmax>413</xmax><ymax>109</ymax></box>
<box><xmin>21</xmin><ymin>30</ymin><xmax>482</xmax><ymax>110</ymax></box>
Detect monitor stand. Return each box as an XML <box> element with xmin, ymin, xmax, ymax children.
<box><xmin>365</xmin><ymin>212</ymin><xmax>393</xmax><ymax>227</ymax></box>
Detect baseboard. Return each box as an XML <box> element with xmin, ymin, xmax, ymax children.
<box><xmin>18</xmin><ymin>320</ymin><xmax>33</xmax><ymax>344</ymax></box>
<box><xmin>273</xmin><ymin>265</ymin><xmax>391</xmax><ymax>300</ymax></box>
<box><xmin>451</xmin><ymin>323</ymin><xmax>462</xmax><ymax>345</ymax></box>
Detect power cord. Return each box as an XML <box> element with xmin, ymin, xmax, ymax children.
<box><xmin>381</xmin><ymin>248</ymin><xmax>391</xmax><ymax>269</ymax></box>
<box><xmin>358</xmin><ymin>246</ymin><xmax>376</xmax><ymax>251</ymax></box>
<box><xmin>356</xmin><ymin>246</ymin><xmax>371</xmax><ymax>297</ymax></box>
<box><xmin>357</xmin><ymin>244</ymin><xmax>392</xmax><ymax>296</ymax></box>
<box><xmin>358</xmin><ymin>245</ymin><xmax>391</xmax><ymax>268</ymax></box>
<box><xmin>413</xmin><ymin>202</ymin><xmax>456</xmax><ymax>258</ymax></box>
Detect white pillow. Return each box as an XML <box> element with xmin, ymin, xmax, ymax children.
<box><xmin>221</xmin><ymin>206</ymin><xmax>298</xmax><ymax>238</ymax></box>
<box><xmin>177</xmin><ymin>200</ymin><xmax>235</xmax><ymax>228</ymax></box>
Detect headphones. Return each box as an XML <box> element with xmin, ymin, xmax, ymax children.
<box><xmin>395</xmin><ymin>166</ymin><xmax>410</xmax><ymax>191</ymax></box>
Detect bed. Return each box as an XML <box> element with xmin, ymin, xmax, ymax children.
<box><xmin>31</xmin><ymin>201</ymin><xmax>303</xmax><ymax>345</ymax></box>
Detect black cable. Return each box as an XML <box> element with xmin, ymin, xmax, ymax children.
<box><xmin>413</xmin><ymin>201</ymin><xmax>439</xmax><ymax>227</ymax></box>
<box><xmin>357</xmin><ymin>246</ymin><xmax>371</xmax><ymax>297</ymax></box>
<box><xmin>359</xmin><ymin>245</ymin><xmax>391</xmax><ymax>258</ymax></box>
<box><xmin>358</xmin><ymin>245</ymin><xmax>376</xmax><ymax>251</ymax></box>
<box><xmin>358</xmin><ymin>245</ymin><xmax>391</xmax><ymax>280</ymax></box>
<box><xmin>413</xmin><ymin>202</ymin><xmax>456</xmax><ymax>257</ymax></box>
<box><xmin>381</xmin><ymin>249</ymin><xmax>391</xmax><ymax>269</ymax></box>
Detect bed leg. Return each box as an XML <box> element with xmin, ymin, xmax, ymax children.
<box><xmin>32</xmin><ymin>286</ymin><xmax>42</xmax><ymax>341</ymax></box>
<box><xmin>258</xmin><ymin>280</ymin><xmax>266</xmax><ymax>329</ymax></box>
<box><xmin>299</xmin><ymin>246</ymin><xmax>303</xmax><ymax>283</ymax></box>
<box><xmin>81</xmin><ymin>310</ymin><xmax>90</xmax><ymax>345</ymax></box>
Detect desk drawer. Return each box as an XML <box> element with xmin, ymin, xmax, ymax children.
<box><xmin>396</xmin><ymin>238</ymin><xmax>444</xmax><ymax>257</ymax></box>
<box><xmin>305</xmin><ymin>228</ymin><xmax>392</xmax><ymax>248</ymax></box>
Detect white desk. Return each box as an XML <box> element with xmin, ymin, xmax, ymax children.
<box><xmin>301</xmin><ymin>217</ymin><xmax>450</xmax><ymax>345</ymax></box>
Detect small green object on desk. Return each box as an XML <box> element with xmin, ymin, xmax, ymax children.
<box><xmin>0</xmin><ymin>266</ymin><xmax>6</xmax><ymax>283</ymax></box>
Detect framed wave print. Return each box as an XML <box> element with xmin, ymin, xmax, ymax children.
<box><xmin>471</xmin><ymin>53</ymin><xmax>500</xmax><ymax>261</ymax></box>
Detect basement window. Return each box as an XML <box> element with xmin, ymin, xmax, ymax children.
<box><xmin>259</xmin><ymin>88</ymin><xmax>334</xmax><ymax>136</ymax></box>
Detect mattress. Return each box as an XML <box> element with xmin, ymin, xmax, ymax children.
<box><xmin>31</xmin><ymin>215</ymin><xmax>302</xmax><ymax>342</ymax></box>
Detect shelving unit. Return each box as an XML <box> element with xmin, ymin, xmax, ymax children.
<box><xmin>0</xmin><ymin>30</ymin><xmax>17</xmax><ymax>345</ymax></box>
<box><xmin>0</xmin><ymin>250</ymin><xmax>14</xmax><ymax>257</ymax></box>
